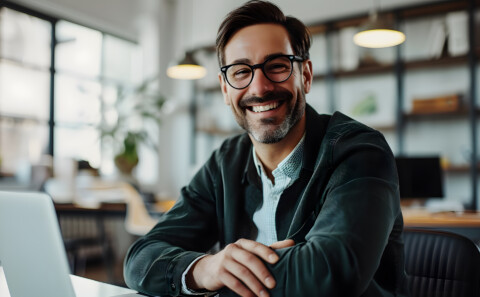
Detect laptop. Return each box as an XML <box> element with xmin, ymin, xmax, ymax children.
<box><xmin>0</xmin><ymin>191</ymin><xmax>138</xmax><ymax>297</ymax></box>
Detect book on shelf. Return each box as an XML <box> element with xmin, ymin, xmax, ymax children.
<box><xmin>411</xmin><ymin>94</ymin><xmax>462</xmax><ymax>114</ymax></box>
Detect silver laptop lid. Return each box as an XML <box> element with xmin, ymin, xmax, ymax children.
<box><xmin>0</xmin><ymin>191</ymin><xmax>75</xmax><ymax>297</ymax></box>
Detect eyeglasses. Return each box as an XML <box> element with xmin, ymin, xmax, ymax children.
<box><xmin>220</xmin><ymin>54</ymin><xmax>304</xmax><ymax>90</ymax></box>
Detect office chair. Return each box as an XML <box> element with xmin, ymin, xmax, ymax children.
<box><xmin>403</xmin><ymin>228</ymin><xmax>480</xmax><ymax>297</ymax></box>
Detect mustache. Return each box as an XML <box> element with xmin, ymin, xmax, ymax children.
<box><xmin>239</xmin><ymin>90</ymin><xmax>293</xmax><ymax>109</ymax></box>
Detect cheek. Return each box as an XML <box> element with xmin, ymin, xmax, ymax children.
<box><xmin>226</xmin><ymin>90</ymin><xmax>245</xmax><ymax>107</ymax></box>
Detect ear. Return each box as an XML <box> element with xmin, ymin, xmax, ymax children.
<box><xmin>302</xmin><ymin>60</ymin><xmax>313</xmax><ymax>94</ymax></box>
<box><xmin>218</xmin><ymin>72</ymin><xmax>230</xmax><ymax>105</ymax></box>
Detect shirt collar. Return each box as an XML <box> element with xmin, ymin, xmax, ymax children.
<box><xmin>252</xmin><ymin>133</ymin><xmax>306</xmax><ymax>180</ymax></box>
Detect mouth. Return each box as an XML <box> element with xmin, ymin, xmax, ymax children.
<box><xmin>247</xmin><ymin>101</ymin><xmax>282</xmax><ymax>113</ymax></box>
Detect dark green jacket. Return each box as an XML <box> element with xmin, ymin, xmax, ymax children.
<box><xmin>124</xmin><ymin>105</ymin><xmax>409</xmax><ymax>297</ymax></box>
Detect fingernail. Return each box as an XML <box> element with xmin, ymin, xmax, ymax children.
<box><xmin>268</xmin><ymin>254</ymin><xmax>278</xmax><ymax>263</ymax></box>
<box><xmin>265</xmin><ymin>277</ymin><xmax>275</xmax><ymax>289</ymax></box>
<box><xmin>260</xmin><ymin>289</ymin><xmax>269</xmax><ymax>297</ymax></box>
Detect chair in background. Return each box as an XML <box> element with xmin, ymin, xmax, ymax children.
<box><xmin>403</xmin><ymin>228</ymin><xmax>480</xmax><ymax>297</ymax></box>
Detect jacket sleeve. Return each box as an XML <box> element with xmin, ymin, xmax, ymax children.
<box><xmin>265</xmin><ymin>129</ymin><xmax>402</xmax><ymax>297</ymax></box>
<box><xmin>123</xmin><ymin>155</ymin><xmax>219</xmax><ymax>297</ymax></box>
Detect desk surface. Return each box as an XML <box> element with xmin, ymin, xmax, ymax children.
<box><xmin>403</xmin><ymin>208</ymin><xmax>480</xmax><ymax>227</ymax></box>
<box><xmin>0</xmin><ymin>267</ymin><xmax>137</xmax><ymax>297</ymax></box>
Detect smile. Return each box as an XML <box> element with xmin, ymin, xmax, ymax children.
<box><xmin>250</xmin><ymin>101</ymin><xmax>280</xmax><ymax>113</ymax></box>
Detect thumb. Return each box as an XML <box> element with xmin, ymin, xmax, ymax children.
<box><xmin>270</xmin><ymin>239</ymin><xmax>295</xmax><ymax>250</ymax></box>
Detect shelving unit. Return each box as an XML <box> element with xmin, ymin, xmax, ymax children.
<box><xmin>192</xmin><ymin>0</ymin><xmax>479</xmax><ymax>209</ymax></box>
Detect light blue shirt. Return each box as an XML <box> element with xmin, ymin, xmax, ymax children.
<box><xmin>252</xmin><ymin>134</ymin><xmax>305</xmax><ymax>246</ymax></box>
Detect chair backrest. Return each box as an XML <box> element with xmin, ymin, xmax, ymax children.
<box><xmin>404</xmin><ymin>228</ymin><xmax>480</xmax><ymax>297</ymax></box>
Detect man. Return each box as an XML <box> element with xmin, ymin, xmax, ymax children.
<box><xmin>124</xmin><ymin>1</ymin><xmax>409</xmax><ymax>297</ymax></box>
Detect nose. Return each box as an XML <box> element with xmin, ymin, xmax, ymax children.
<box><xmin>247</xmin><ymin>68</ymin><xmax>275</xmax><ymax>96</ymax></box>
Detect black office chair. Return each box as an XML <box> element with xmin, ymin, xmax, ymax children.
<box><xmin>403</xmin><ymin>228</ymin><xmax>480</xmax><ymax>297</ymax></box>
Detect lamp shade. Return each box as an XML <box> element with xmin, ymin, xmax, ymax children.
<box><xmin>167</xmin><ymin>51</ymin><xmax>207</xmax><ymax>80</ymax></box>
<box><xmin>353</xmin><ymin>14</ymin><xmax>405</xmax><ymax>48</ymax></box>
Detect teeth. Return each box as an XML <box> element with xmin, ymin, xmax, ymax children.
<box><xmin>252</xmin><ymin>102</ymin><xmax>279</xmax><ymax>113</ymax></box>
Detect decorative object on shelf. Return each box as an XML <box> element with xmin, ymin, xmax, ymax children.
<box><xmin>411</xmin><ymin>94</ymin><xmax>463</xmax><ymax>115</ymax></box>
<box><xmin>339</xmin><ymin>27</ymin><xmax>360</xmax><ymax>70</ymax></box>
<box><xmin>167</xmin><ymin>50</ymin><xmax>207</xmax><ymax>80</ymax></box>
<box><xmin>100</xmin><ymin>76</ymin><xmax>165</xmax><ymax>175</ymax></box>
<box><xmin>351</xmin><ymin>93</ymin><xmax>377</xmax><ymax>116</ymax></box>
<box><xmin>353</xmin><ymin>0</ymin><xmax>405</xmax><ymax>48</ymax></box>
<box><xmin>446</xmin><ymin>11</ymin><xmax>468</xmax><ymax>57</ymax></box>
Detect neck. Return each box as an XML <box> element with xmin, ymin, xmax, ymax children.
<box><xmin>251</xmin><ymin>115</ymin><xmax>306</xmax><ymax>180</ymax></box>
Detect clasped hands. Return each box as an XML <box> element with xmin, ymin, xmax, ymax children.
<box><xmin>186</xmin><ymin>238</ymin><xmax>294</xmax><ymax>297</ymax></box>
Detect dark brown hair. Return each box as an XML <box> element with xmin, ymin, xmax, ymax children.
<box><xmin>215</xmin><ymin>0</ymin><xmax>311</xmax><ymax>66</ymax></box>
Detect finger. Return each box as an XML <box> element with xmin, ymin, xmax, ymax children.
<box><xmin>235</xmin><ymin>239</ymin><xmax>279</xmax><ymax>264</ymax></box>
<box><xmin>219</xmin><ymin>270</ymin><xmax>257</xmax><ymax>297</ymax></box>
<box><xmin>230</xmin><ymin>245</ymin><xmax>276</xmax><ymax>289</ymax></box>
<box><xmin>270</xmin><ymin>239</ymin><xmax>295</xmax><ymax>250</ymax></box>
<box><xmin>224</xmin><ymin>259</ymin><xmax>269</xmax><ymax>297</ymax></box>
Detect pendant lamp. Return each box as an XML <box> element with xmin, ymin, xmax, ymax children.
<box><xmin>353</xmin><ymin>12</ymin><xmax>405</xmax><ymax>48</ymax></box>
<box><xmin>167</xmin><ymin>51</ymin><xmax>207</xmax><ymax>80</ymax></box>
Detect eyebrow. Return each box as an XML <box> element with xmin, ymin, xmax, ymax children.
<box><xmin>228</xmin><ymin>52</ymin><xmax>288</xmax><ymax>65</ymax></box>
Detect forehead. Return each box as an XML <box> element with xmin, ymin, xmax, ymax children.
<box><xmin>224</xmin><ymin>24</ymin><xmax>294</xmax><ymax>65</ymax></box>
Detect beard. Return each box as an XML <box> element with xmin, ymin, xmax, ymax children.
<box><xmin>233</xmin><ymin>87</ymin><xmax>306</xmax><ymax>144</ymax></box>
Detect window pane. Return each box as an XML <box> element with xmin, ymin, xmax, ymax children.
<box><xmin>0</xmin><ymin>61</ymin><xmax>50</xmax><ymax>120</ymax></box>
<box><xmin>0</xmin><ymin>118</ymin><xmax>49</xmax><ymax>174</ymax></box>
<box><xmin>0</xmin><ymin>8</ymin><xmax>52</xmax><ymax>68</ymax></box>
<box><xmin>55</xmin><ymin>21</ymin><xmax>102</xmax><ymax>78</ymax></box>
<box><xmin>54</xmin><ymin>126</ymin><xmax>101</xmax><ymax>168</ymax></box>
<box><xmin>103</xmin><ymin>35</ymin><xmax>141</xmax><ymax>84</ymax></box>
<box><xmin>55</xmin><ymin>74</ymin><xmax>101</xmax><ymax>125</ymax></box>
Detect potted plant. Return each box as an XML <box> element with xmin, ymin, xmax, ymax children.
<box><xmin>100</xmin><ymin>77</ymin><xmax>165</xmax><ymax>176</ymax></box>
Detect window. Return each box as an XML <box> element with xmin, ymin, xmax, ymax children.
<box><xmin>0</xmin><ymin>4</ymin><xmax>141</xmax><ymax>187</ymax></box>
<box><xmin>0</xmin><ymin>7</ymin><xmax>51</xmax><ymax>179</ymax></box>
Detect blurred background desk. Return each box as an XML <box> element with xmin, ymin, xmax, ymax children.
<box><xmin>403</xmin><ymin>208</ymin><xmax>480</xmax><ymax>246</ymax></box>
<box><xmin>46</xmin><ymin>179</ymin><xmax>174</xmax><ymax>286</ymax></box>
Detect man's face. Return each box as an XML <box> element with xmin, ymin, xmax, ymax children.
<box><xmin>219</xmin><ymin>24</ymin><xmax>312</xmax><ymax>144</ymax></box>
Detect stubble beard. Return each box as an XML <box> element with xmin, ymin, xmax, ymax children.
<box><xmin>233</xmin><ymin>88</ymin><xmax>306</xmax><ymax>144</ymax></box>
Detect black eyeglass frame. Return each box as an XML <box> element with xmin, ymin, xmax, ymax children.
<box><xmin>220</xmin><ymin>54</ymin><xmax>304</xmax><ymax>90</ymax></box>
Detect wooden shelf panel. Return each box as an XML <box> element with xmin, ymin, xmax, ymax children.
<box><xmin>201</xmin><ymin>85</ymin><xmax>221</xmax><ymax>93</ymax></box>
<box><xmin>197</xmin><ymin>127</ymin><xmax>243</xmax><ymax>136</ymax></box>
<box><xmin>335</xmin><ymin>64</ymin><xmax>394</xmax><ymax>78</ymax></box>
<box><xmin>402</xmin><ymin>108</ymin><xmax>479</xmax><ymax>120</ymax></box>
<box><xmin>400</xmin><ymin>1</ymin><xmax>468</xmax><ymax>19</ymax></box>
<box><xmin>444</xmin><ymin>164</ymin><xmax>480</xmax><ymax>173</ymax></box>
<box><xmin>372</xmin><ymin>124</ymin><xmax>397</xmax><ymax>132</ymax></box>
<box><xmin>405</xmin><ymin>55</ymin><xmax>469</xmax><ymax>70</ymax></box>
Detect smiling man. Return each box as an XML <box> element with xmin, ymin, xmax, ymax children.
<box><xmin>124</xmin><ymin>1</ymin><xmax>409</xmax><ymax>297</ymax></box>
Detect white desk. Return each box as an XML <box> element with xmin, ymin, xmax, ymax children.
<box><xmin>0</xmin><ymin>266</ymin><xmax>138</xmax><ymax>297</ymax></box>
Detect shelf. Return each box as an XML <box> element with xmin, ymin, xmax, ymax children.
<box><xmin>372</xmin><ymin>124</ymin><xmax>397</xmax><ymax>132</ymax></box>
<box><xmin>335</xmin><ymin>64</ymin><xmax>394</xmax><ymax>78</ymax></box>
<box><xmin>402</xmin><ymin>108</ymin><xmax>478</xmax><ymax>120</ymax></box>
<box><xmin>197</xmin><ymin>127</ymin><xmax>243</xmax><ymax>136</ymax></box>
<box><xmin>405</xmin><ymin>55</ymin><xmax>469</xmax><ymax>71</ymax></box>
<box><xmin>201</xmin><ymin>85</ymin><xmax>222</xmax><ymax>93</ymax></box>
<box><xmin>443</xmin><ymin>164</ymin><xmax>480</xmax><ymax>174</ymax></box>
<box><xmin>444</xmin><ymin>164</ymin><xmax>471</xmax><ymax>173</ymax></box>
<box><xmin>401</xmin><ymin>1</ymin><xmax>468</xmax><ymax>19</ymax></box>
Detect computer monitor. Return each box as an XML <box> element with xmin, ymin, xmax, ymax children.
<box><xmin>395</xmin><ymin>156</ymin><xmax>444</xmax><ymax>199</ymax></box>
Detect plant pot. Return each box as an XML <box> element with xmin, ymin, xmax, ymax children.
<box><xmin>114</xmin><ymin>154</ymin><xmax>139</xmax><ymax>175</ymax></box>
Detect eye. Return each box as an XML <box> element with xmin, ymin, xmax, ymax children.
<box><xmin>229</xmin><ymin>65</ymin><xmax>252</xmax><ymax>80</ymax></box>
<box><xmin>266</xmin><ymin>63</ymin><xmax>289</xmax><ymax>73</ymax></box>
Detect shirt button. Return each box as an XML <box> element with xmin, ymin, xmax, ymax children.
<box><xmin>170</xmin><ymin>283</ymin><xmax>176</xmax><ymax>291</ymax></box>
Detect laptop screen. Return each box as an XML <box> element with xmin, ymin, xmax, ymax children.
<box><xmin>0</xmin><ymin>191</ymin><xmax>76</xmax><ymax>297</ymax></box>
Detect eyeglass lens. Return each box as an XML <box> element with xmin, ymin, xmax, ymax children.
<box><xmin>225</xmin><ymin>56</ymin><xmax>293</xmax><ymax>89</ymax></box>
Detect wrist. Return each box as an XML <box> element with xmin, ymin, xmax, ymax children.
<box><xmin>186</xmin><ymin>254</ymin><xmax>210</xmax><ymax>290</ymax></box>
